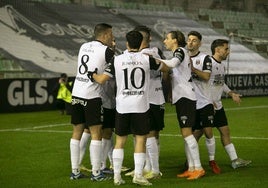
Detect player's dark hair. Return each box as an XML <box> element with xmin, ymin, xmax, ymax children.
<box><xmin>169</xmin><ymin>30</ymin><xmax>186</xmax><ymax>47</ymax></box>
<box><xmin>94</xmin><ymin>23</ymin><xmax>112</xmax><ymax>39</ymax></box>
<box><xmin>188</xmin><ymin>31</ymin><xmax>202</xmax><ymax>41</ymax></box>
<box><xmin>126</xmin><ymin>30</ymin><xmax>143</xmax><ymax>49</ymax></box>
<box><xmin>134</xmin><ymin>25</ymin><xmax>151</xmax><ymax>43</ymax></box>
<box><xmin>211</xmin><ymin>39</ymin><xmax>229</xmax><ymax>55</ymax></box>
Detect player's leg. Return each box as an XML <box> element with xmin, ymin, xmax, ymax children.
<box><xmin>86</xmin><ymin>98</ymin><xmax>110</xmax><ymax>181</ymax></box>
<box><xmin>215</xmin><ymin>108</ymin><xmax>251</xmax><ymax>169</ymax></box>
<box><xmin>70</xmin><ymin>123</ymin><xmax>87</xmax><ymax>179</ymax></box>
<box><xmin>79</xmin><ymin>128</ymin><xmax>91</xmax><ymax>171</ymax></box>
<box><xmin>201</xmin><ymin>104</ymin><xmax>220</xmax><ymax>174</ymax></box>
<box><xmin>70</xmin><ymin>99</ymin><xmax>87</xmax><ymax>179</ymax></box>
<box><xmin>175</xmin><ymin>98</ymin><xmax>205</xmax><ymax>180</ymax></box>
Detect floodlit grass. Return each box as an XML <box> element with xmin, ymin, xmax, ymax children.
<box><xmin>0</xmin><ymin>96</ymin><xmax>267</xmax><ymax>187</ymax></box>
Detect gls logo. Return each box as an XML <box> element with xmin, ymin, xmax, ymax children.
<box><xmin>7</xmin><ymin>80</ymin><xmax>54</xmax><ymax>106</ymax></box>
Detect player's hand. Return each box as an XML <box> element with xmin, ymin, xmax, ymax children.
<box><xmin>232</xmin><ymin>93</ymin><xmax>242</xmax><ymax>105</ymax></box>
<box><xmin>87</xmin><ymin>68</ymin><xmax>98</xmax><ymax>82</ymax></box>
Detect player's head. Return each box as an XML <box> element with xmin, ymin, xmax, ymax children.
<box><xmin>126</xmin><ymin>30</ymin><xmax>143</xmax><ymax>50</ymax></box>
<box><xmin>134</xmin><ymin>25</ymin><xmax>151</xmax><ymax>45</ymax></box>
<box><xmin>211</xmin><ymin>39</ymin><xmax>230</xmax><ymax>60</ymax></box>
<box><xmin>171</xmin><ymin>31</ymin><xmax>186</xmax><ymax>47</ymax></box>
<box><xmin>94</xmin><ymin>23</ymin><xmax>114</xmax><ymax>48</ymax></box>
<box><xmin>187</xmin><ymin>31</ymin><xmax>202</xmax><ymax>53</ymax></box>
<box><xmin>163</xmin><ymin>30</ymin><xmax>186</xmax><ymax>51</ymax></box>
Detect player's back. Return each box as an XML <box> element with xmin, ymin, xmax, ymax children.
<box><xmin>114</xmin><ymin>51</ymin><xmax>151</xmax><ymax>114</ymax></box>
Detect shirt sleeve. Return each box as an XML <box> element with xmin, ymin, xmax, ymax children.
<box><xmin>156</xmin><ymin>48</ymin><xmax>184</xmax><ymax>68</ymax></box>
<box><xmin>173</xmin><ymin>48</ymin><xmax>185</xmax><ymax>63</ymax></box>
<box><xmin>202</xmin><ymin>55</ymin><xmax>212</xmax><ymax>72</ymax></box>
<box><xmin>104</xmin><ymin>57</ymin><xmax>115</xmax><ymax>78</ymax></box>
<box><xmin>223</xmin><ymin>83</ymin><xmax>231</xmax><ymax>94</ymax></box>
<box><xmin>105</xmin><ymin>47</ymin><xmax>115</xmax><ymax>63</ymax></box>
<box><xmin>149</xmin><ymin>56</ymin><xmax>161</xmax><ymax>71</ymax></box>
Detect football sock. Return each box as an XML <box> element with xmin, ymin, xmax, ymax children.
<box><xmin>79</xmin><ymin>132</ymin><xmax>90</xmax><ymax>165</ymax></box>
<box><xmin>185</xmin><ymin>135</ymin><xmax>202</xmax><ymax>170</ymax></box>
<box><xmin>101</xmin><ymin>138</ymin><xmax>112</xmax><ymax>169</ymax></box>
<box><xmin>206</xmin><ymin>136</ymin><xmax>216</xmax><ymax>161</ymax></box>
<box><xmin>134</xmin><ymin>153</ymin><xmax>146</xmax><ymax>178</ymax></box>
<box><xmin>90</xmin><ymin>140</ymin><xmax>102</xmax><ymax>176</ymax></box>
<box><xmin>225</xmin><ymin>143</ymin><xmax>238</xmax><ymax>161</ymax></box>
<box><xmin>70</xmin><ymin>138</ymin><xmax>80</xmax><ymax>174</ymax></box>
<box><xmin>113</xmin><ymin>149</ymin><xmax>124</xmax><ymax>178</ymax></box>
<box><xmin>146</xmin><ymin>137</ymin><xmax>159</xmax><ymax>173</ymax></box>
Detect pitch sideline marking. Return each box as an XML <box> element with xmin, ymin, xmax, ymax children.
<box><xmin>0</xmin><ymin>105</ymin><xmax>267</xmax><ymax>140</ymax></box>
<box><xmin>165</xmin><ymin>105</ymin><xmax>268</xmax><ymax>117</ymax></box>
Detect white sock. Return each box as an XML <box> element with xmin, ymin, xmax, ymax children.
<box><xmin>185</xmin><ymin>135</ymin><xmax>202</xmax><ymax>170</ymax></box>
<box><xmin>185</xmin><ymin>141</ymin><xmax>194</xmax><ymax>171</ymax></box>
<box><xmin>90</xmin><ymin>140</ymin><xmax>102</xmax><ymax>176</ymax></box>
<box><xmin>101</xmin><ymin>138</ymin><xmax>112</xmax><ymax>169</ymax></box>
<box><xmin>134</xmin><ymin>153</ymin><xmax>146</xmax><ymax>178</ymax></box>
<box><xmin>205</xmin><ymin>136</ymin><xmax>216</xmax><ymax>161</ymax></box>
<box><xmin>108</xmin><ymin>136</ymin><xmax>114</xmax><ymax>168</ymax></box>
<box><xmin>156</xmin><ymin>138</ymin><xmax>160</xmax><ymax>154</ymax></box>
<box><xmin>225</xmin><ymin>143</ymin><xmax>238</xmax><ymax>161</ymax></box>
<box><xmin>144</xmin><ymin>146</ymin><xmax>151</xmax><ymax>172</ymax></box>
<box><xmin>79</xmin><ymin>132</ymin><xmax>90</xmax><ymax>165</ymax></box>
<box><xmin>146</xmin><ymin>137</ymin><xmax>159</xmax><ymax>173</ymax></box>
<box><xmin>70</xmin><ymin>139</ymin><xmax>80</xmax><ymax>174</ymax></box>
<box><xmin>113</xmin><ymin>149</ymin><xmax>124</xmax><ymax>179</ymax></box>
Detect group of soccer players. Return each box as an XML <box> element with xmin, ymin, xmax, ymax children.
<box><xmin>69</xmin><ymin>23</ymin><xmax>251</xmax><ymax>186</ymax></box>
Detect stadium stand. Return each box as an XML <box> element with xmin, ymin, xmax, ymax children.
<box><xmin>197</xmin><ymin>7</ymin><xmax>268</xmax><ymax>58</ymax></box>
<box><xmin>0</xmin><ymin>0</ymin><xmax>268</xmax><ymax>78</ymax></box>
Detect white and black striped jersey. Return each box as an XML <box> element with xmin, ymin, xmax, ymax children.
<box><xmin>208</xmin><ymin>56</ymin><xmax>226</xmax><ymax>110</ymax></box>
<box><xmin>171</xmin><ymin>47</ymin><xmax>196</xmax><ymax>104</ymax></box>
<box><xmin>140</xmin><ymin>47</ymin><xmax>165</xmax><ymax>105</ymax></box>
<box><xmin>191</xmin><ymin>52</ymin><xmax>213</xmax><ymax>109</ymax></box>
<box><xmin>104</xmin><ymin>51</ymin><xmax>161</xmax><ymax>114</ymax></box>
<box><xmin>72</xmin><ymin>40</ymin><xmax>114</xmax><ymax>99</ymax></box>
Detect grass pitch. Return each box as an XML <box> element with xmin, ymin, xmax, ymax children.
<box><xmin>0</xmin><ymin>96</ymin><xmax>267</xmax><ymax>187</ymax></box>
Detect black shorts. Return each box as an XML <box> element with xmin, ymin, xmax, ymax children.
<box><xmin>115</xmin><ymin>110</ymin><xmax>150</xmax><ymax>136</ymax></box>
<box><xmin>175</xmin><ymin>98</ymin><xmax>196</xmax><ymax>128</ymax></box>
<box><xmin>71</xmin><ymin>97</ymin><xmax>102</xmax><ymax>127</ymax></box>
<box><xmin>213</xmin><ymin>107</ymin><xmax>228</xmax><ymax>127</ymax></box>
<box><xmin>193</xmin><ymin>104</ymin><xmax>214</xmax><ymax>131</ymax></box>
<box><xmin>149</xmin><ymin>104</ymin><xmax>165</xmax><ymax>131</ymax></box>
<box><xmin>102</xmin><ymin>107</ymin><xmax>116</xmax><ymax>129</ymax></box>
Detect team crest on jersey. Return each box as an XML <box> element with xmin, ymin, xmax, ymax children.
<box><xmin>196</xmin><ymin>60</ymin><xmax>200</xmax><ymax>65</ymax></box>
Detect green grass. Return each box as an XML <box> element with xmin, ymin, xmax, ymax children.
<box><xmin>0</xmin><ymin>96</ymin><xmax>268</xmax><ymax>187</ymax></box>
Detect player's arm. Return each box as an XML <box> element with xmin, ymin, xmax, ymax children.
<box><xmin>223</xmin><ymin>83</ymin><xmax>242</xmax><ymax>104</ymax></box>
<box><xmin>92</xmin><ymin>73</ymin><xmax>110</xmax><ymax>84</ymax></box>
<box><xmin>151</xmin><ymin>57</ymin><xmax>170</xmax><ymax>73</ymax></box>
<box><xmin>89</xmin><ymin>57</ymin><xmax>115</xmax><ymax>84</ymax></box>
<box><xmin>156</xmin><ymin>48</ymin><xmax>184</xmax><ymax>68</ymax></box>
<box><xmin>191</xmin><ymin>55</ymin><xmax>211</xmax><ymax>81</ymax></box>
<box><xmin>191</xmin><ymin>67</ymin><xmax>211</xmax><ymax>81</ymax></box>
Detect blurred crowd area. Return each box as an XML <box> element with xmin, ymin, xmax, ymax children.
<box><xmin>41</xmin><ymin>0</ymin><xmax>268</xmax><ymax>15</ymax></box>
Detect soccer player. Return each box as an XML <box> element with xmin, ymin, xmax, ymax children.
<box><xmin>134</xmin><ymin>25</ymin><xmax>166</xmax><ymax>179</ymax></box>
<box><xmin>88</xmin><ymin>30</ymin><xmax>168</xmax><ymax>186</ymax></box>
<box><xmin>208</xmin><ymin>39</ymin><xmax>252</xmax><ymax>169</ymax></box>
<box><xmin>157</xmin><ymin>30</ymin><xmax>205</xmax><ymax>180</ymax></box>
<box><xmin>78</xmin><ymin>39</ymin><xmax>129</xmax><ymax>174</ymax></box>
<box><xmin>69</xmin><ymin>23</ymin><xmax>114</xmax><ymax>181</ymax></box>
<box><xmin>187</xmin><ymin>31</ymin><xmax>221</xmax><ymax>174</ymax></box>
